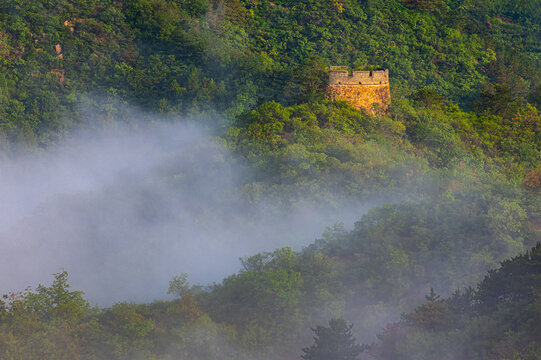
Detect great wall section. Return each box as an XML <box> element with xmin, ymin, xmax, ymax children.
<box><xmin>327</xmin><ymin>66</ymin><xmax>391</xmax><ymax>114</ymax></box>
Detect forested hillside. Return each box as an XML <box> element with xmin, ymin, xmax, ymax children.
<box><xmin>0</xmin><ymin>0</ymin><xmax>539</xmax><ymax>147</ymax></box>
<box><xmin>371</xmin><ymin>243</ymin><xmax>541</xmax><ymax>360</ymax></box>
<box><xmin>0</xmin><ymin>0</ymin><xmax>540</xmax><ymax>359</ymax></box>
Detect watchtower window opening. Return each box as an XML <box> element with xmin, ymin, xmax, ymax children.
<box><xmin>338</xmin><ymin>81</ymin><xmax>341</xmax><ymax>84</ymax></box>
<box><xmin>369</xmin><ymin>71</ymin><xmax>373</xmax><ymax>76</ymax></box>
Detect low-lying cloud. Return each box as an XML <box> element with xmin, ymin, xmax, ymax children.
<box><xmin>0</xmin><ymin>119</ymin><xmax>371</xmax><ymax>305</ymax></box>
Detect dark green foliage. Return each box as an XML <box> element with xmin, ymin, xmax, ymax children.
<box><xmin>372</xmin><ymin>243</ymin><xmax>541</xmax><ymax>360</ymax></box>
<box><xmin>0</xmin><ymin>0</ymin><xmax>539</xmax><ymax>150</ymax></box>
<box><xmin>473</xmin><ymin>84</ymin><xmax>523</xmax><ymax>117</ymax></box>
<box><xmin>302</xmin><ymin>318</ymin><xmax>364</xmax><ymax>360</ymax></box>
<box><xmin>194</xmin><ymin>182</ymin><xmax>538</xmax><ymax>356</ymax></box>
<box><xmin>410</xmin><ymin>88</ymin><xmax>447</xmax><ymax>108</ymax></box>
<box><xmin>285</xmin><ymin>56</ymin><xmax>330</xmax><ymax>103</ymax></box>
<box><xmin>476</xmin><ymin>242</ymin><xmax>541</xmax><ymax>313</ymax></box>
<box><xmin>0</xmin><ymin>0</ymin><xmax>539</xmax><ymax>358</ymax></box>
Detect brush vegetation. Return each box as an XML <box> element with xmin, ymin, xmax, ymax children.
<box><xmin>0</xmin><ymin>0</ymin><xmax>540</xmax><ymax>359</ymax></box>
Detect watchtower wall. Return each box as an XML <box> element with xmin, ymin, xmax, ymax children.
<box><xmin>327</xmin><ymin>67</ymin><xmax>391</xmax><ymax>114</ymax></box>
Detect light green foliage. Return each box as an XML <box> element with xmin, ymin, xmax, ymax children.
<box><xmin>168</xmin><ymin>273</ymin><xmax>190</xmax><ymax>298</ymax></box>
<box><xmin>0</xmin><ymin>272</ymin><xmax>89</xmax><ymax>360</ymax></box>
<box><xmin>197</xmin><ymin>246</ymin><xmax>345</xmax><ymax>357</ymax></box>
<box><xmin>0</xmin><ymin>0</ymin><xmax>539</xmax><ymax>358</ymax></box>
<box><xmin>0</xmin><ymin>0</ymin><xmax>539</xmax><ymax>151</ymax></box>
<box><xmin>26</xmin><ymin>271</ymin><xmax>89</xmax><ymax>323</ymax></box>
<box><xmin>99</xmin><ymin>303</ymin><xmax>156</xmax><ymax>359</ymax></box>
<box><xmin>225</xmin><ymin>101</ymin><xmax>426</xmax><ymax>206</ymax></box>
<box><xmin>0</xmin><ymin>272</ymin><xmax>247</xmax><ymax>360</ymax></box>
<box><xmin>208</xmin><ymin>247</ymin><xmax>304</xmax><ymax>326</ymax></box>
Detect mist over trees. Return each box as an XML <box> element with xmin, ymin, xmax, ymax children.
<box><xmin>0</xmin><ymin>0</ymin><xmax>540</xmax><ymax>359</ymax></box>
<box><xmin>302</xmin><ymin>318</ymin><xmax>364</xmax><ymax>360</ymax></box>
<box><xmin>371</xmin><ymin>243</ymin><xmax>541</xmax><ymax>360</ymax></box>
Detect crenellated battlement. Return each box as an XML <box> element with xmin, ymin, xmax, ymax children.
<box><xmin>327</xmin><ymin>66</ymin><xmax>391</xmax><ymax>114</ymax></box>
<box><xmin>328</xmin><ymin>67</ymin><xmax>389</xmax><ymax>86</ymax></box>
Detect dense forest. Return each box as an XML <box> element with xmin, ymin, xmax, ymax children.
<box><xmin>371</xmin><ymin>243</ymin><xmax>541</xmax><ymax>360</ymax></box>
<box><xmin>1</xmin><ymin>0</ymin><xmax>539</xmax><ymax>148</ymax></box>
<box><xmin>2</xmin><ymin>243</ymin><xmax>539</xmax><ymax>359</ymax></box>
<box><xmin>0</xmin><ymin>0</ymin><xmax>540</xmax><ymax>359</ymax></box>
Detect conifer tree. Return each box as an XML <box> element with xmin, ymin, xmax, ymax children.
<box><xmin>301</xmin><ymin>318</ymin><xmax>364</xmax><ymax>360</ymax></box>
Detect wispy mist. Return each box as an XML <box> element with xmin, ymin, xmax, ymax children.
<box><xmin>0</xmin><ymin>119</ymin><xmax>373</xmax><ymax>305</ymax></box>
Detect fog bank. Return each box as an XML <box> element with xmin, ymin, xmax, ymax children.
<box><xmin>0</xmin><ymin>120</ymin><xmax>372</xmax><ymax>305</ymax></box>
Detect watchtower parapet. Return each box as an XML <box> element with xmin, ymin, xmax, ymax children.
<box><xmin>329</xmin><ymin>68</ymin><xmax>389</xmax><ymax>86</ymax></box>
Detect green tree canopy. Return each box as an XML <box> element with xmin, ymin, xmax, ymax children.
<box><xmin>301</xmin><ymin>318</ymin><xmax>364</xmax><ymax>360</ymax></box>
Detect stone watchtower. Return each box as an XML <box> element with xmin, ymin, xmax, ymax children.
<box><xmin>327</xmin><ymin>66</ymin><xmax>391</xmax><ymax>114</ymax></box>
